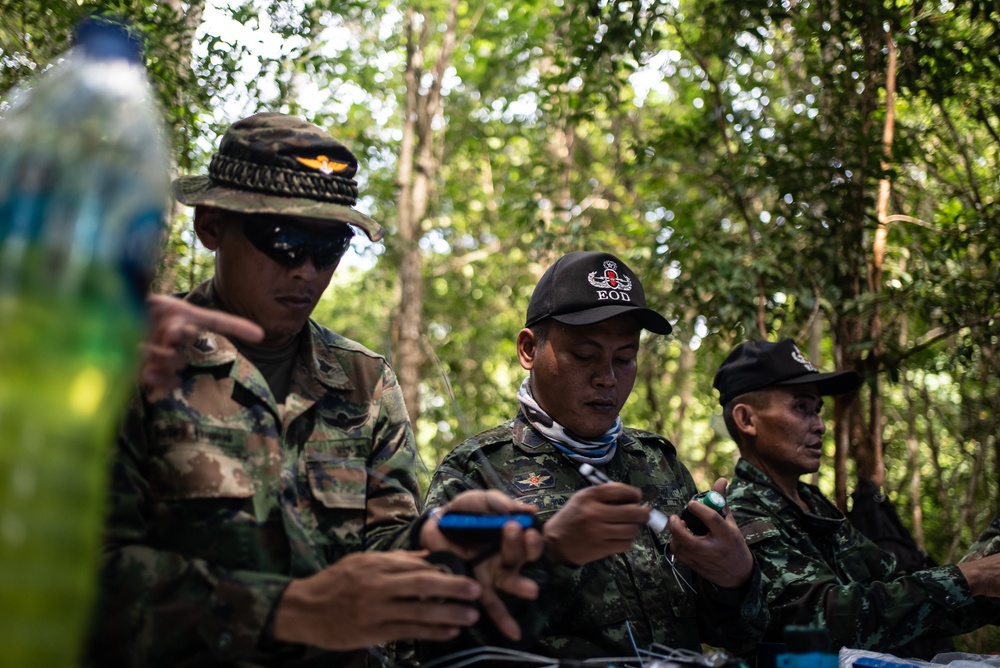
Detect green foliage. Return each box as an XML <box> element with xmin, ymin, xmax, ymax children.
<box><xmin>4</xmin><ymin>0</ymin><xmax>1000</xmax><ymax>652</ymax></box>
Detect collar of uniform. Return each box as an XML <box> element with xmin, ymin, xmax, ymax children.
<box><xmin>180</xmin><ymin>280</ymin><xmax>242</xmax><ymax>367</ymax></box>
<box><xmin>510</xmin><ymin>409</ymin><xmax>637</xmax><ymax>454</ymax></box>
<box><xmin>511</xmin><ymin>411</ymin><xmax>557</xmax><ymax>453</ymax></box>
<box><xmin>178</xmin><ymin>280</ymin><xmax>352</xmax><ymax>392</ymax></box>
<box><xmin>304</xmin><ymin>322</ymin><xmax>354</xmax><ymax>392</ymax></box>
<box><xmin>735</xmin><ymin>458</ymin><xmax>845</xmax><ymax>527</ymax></box>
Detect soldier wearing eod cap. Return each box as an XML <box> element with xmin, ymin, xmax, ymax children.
<box><xmin>422</xmin><ymin>251</ymin><xmax>768</xmax><ymax>660</ymax></box>
<box><xmin>84</xmin><ymin>113</ymin><xmax>546</xmax><ymax>668</ymax></box>
<box><xmin>717</xmin><ymin>338</ymin><xmax>1000</xmax><ymax>658</ymax></box>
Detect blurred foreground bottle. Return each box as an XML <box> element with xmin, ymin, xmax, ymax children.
<box><xmin>0</xmin><ymin>18</ymin><xmax>168</xmax><ymax>666</ymax></box>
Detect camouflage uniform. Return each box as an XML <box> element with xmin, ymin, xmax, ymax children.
<box><xmin>728</xmin><ymin>458</ymin><xmax>1000</xmax><ymax>652</ymax></box>
<box><xmin>85</xmin><ymin>280</ymin><xmax>421</xmax><ymax>668</ymax></box>
<box><xmin>423</xmin><ymin>411</ymin><xmax>768</xmax><ymax>659</ymax></box>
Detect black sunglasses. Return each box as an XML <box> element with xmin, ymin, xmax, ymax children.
<box><xmin>240</xmin><ymin>216</ymin><xmax>354</xmax><ymax>270</ymax></box>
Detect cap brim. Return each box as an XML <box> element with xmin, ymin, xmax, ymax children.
<box><xmin>775</xmin><ymin>370</ymin><xmax>862</xmax><ymax>396</ymax></box>
<box><xmin>552</xmin><ymin>305</ymin><xmax>673</xmax><ymax>335</ymax></box>
<box><xmin>173</xmin><ymin>175</ymin><xmax>385</xmax><ymax>242</ymax></box>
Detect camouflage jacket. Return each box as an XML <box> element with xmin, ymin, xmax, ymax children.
<box><xmin>728</xmin><ymin>458</ymin><xmax>1000</xmax><ymax>652</ymax></box>
<box><xmin>423</xmin><ymin>411</ymin><xmax>768</xmax><ymax>659</ymax></box>
<box><xmin>84</xmin><ymin>280</ymin><xmax>421</xmax><ymax>668</ymax></box>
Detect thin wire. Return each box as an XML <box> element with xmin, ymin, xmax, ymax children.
<box><xmin>418</xmin><ymin>645</ymin><xmax>558</xmax><ymax>668</ymax></box>
<box><xmin>625</xmin><ymin>620</ymin><xmax>645</xmax><ymax>668</ymax></box>
<box><xmin>660</xmin><ymin>542</ymin><xmax>696</xmax><ymax>594</ymax></box>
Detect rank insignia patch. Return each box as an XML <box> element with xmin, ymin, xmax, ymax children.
<box><xmin>512</xmin><ymin>470</ymin><xmax>555</xmax><ymax>493</ymax></box>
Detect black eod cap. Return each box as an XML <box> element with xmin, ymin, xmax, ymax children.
<box><xmin>713</xmin><ymin>338</ymin><xmax>861</xmax><ymax>406</ymax></box>
<box><xmin>525</xmin><ymin>251</ymin><xmax>672</xmax><ymax>334</ymax></box>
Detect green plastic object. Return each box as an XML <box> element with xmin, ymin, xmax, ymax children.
<box><xmin>0</xmin><ymin>18</ymin><xmax>168</xmax><ymax>666</ymax></box>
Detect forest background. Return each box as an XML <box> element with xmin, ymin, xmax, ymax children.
<box><xmin>3</xmin><ymin>0</ymin><xmax>999</xmax><ymax>651</ymax></box>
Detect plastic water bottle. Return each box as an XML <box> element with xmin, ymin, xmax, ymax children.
<box><xmin>0</xmin><ymin>18</ymin><xmax>168</xmax><ymax>666</ymax></box>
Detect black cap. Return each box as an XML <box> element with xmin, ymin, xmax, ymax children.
<box><xmin>713</xmin><ymin>338</ymin><xmax>861</xmax><ymax>406</ymax></box>
<box><xmin>525</xmin><ymin>251</ymin><xmax>672</xmax><ymax>334</ymax></box>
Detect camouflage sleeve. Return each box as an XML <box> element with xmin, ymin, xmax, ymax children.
<box><xmin>745</xmin><ymin>515</ymin><xmax>993</xmax><ymax>651</ymax></box>
<box><xmin>424</xmin><ymin>449</ymin><xmax>485</xmax><ymax>506</ymax></box>
<box><xmin>695</xmin><ymin>554</ymin><xmax>770</xmax><ymax>654</ymax></box>
<box><xmin>659</xmin><ymin>452</ymin><xmax>769</xmax><ymax>655</ymax></box>
<box><xmin>85</xmin><ymin>392</ymin><xmax>297</xmax><ymax>667</ymax></box>
<box><xmin>361</xmin><ymin>362</ymin><xmax>422</xmax><ymax>552</ymax></box>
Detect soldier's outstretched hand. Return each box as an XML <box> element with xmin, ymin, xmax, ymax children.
<box><xmin>957</xmin><ymin>552</ymin><xmax>1000</xmax><ymax>598</ymax></box>
<box><xmin>543</xmin><ymin>482</ymin><xmax>650</xmax><ymax>567</ymax></box>
<box><xmin>271</xmin><ymin>551</ymin><xmax>483</xmax><ymax>650</ymax></box>
<box><xmin>141</xmin><ymin>294</ymin><xmax>263</xmax><ymax>389</ymax></box>
<box><xmin>420</xmin><ymin>489</ymin><xmax>545</xmax><ymax>641</ymax></box>
<box><xmin>668</xmin><ymin>477</ymin><xmax>754</xmax><ymax>589</ymax></box>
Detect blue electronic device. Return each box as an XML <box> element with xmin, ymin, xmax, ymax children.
<box><xmin>437</xmin><ymin>512</ymin><xmax>538</xmax><ymax>546</ymax></box>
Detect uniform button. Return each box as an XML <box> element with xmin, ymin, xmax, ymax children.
<box><xmin>944</xmin><ymin>595</ymin><xmax>956</xmax><ymax>605</ymax></box>
<box><xmin>218</xmin><ymin>632</ymin><xmax>233</xmax><ymax>650</ymax></box>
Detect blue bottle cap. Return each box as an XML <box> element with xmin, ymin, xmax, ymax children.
<box><xmin>73</xmin><ymin>17</ymin><xmax>143</xmax><ymax>65</ymax></box>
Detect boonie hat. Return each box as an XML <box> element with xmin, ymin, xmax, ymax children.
<box><xmin>713</xmin><ymin>338</ymin><xmax>861</xmax><ymax>406</ymax></box>
<box><xmin>525</xmin><ymin>251</ymin><xmax>672</xmax><ymax>334</ymax></box>
<box><xmin>173</xmin><ymin>112</ymin><xmax>384</xmax><ymax>241</ymax></box>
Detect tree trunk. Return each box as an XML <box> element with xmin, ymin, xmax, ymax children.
<box><xmin>863</xmin><ymin>26</ymin><xmax>898</xmax><ymax>488</ymax></box>
<box><xmin>902</xmin><ymin>364</ymin><xmax>926</xmax><ymax>551</ymax></box>
<box><xmin>394</xmin><ymin>1</ymin><xmax>463</xmax><ymax>433</ymax></box>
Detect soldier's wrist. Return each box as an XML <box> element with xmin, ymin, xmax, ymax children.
<box><xmin>410</xmin><ymin>506</ymin><xmax>443</xmax><ymax>550</ymax></box>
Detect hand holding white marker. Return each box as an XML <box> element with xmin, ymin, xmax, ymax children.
<box><xmin>578</xmin><ymin>463</ymin><xmax>669</xmax><ymax>533</ymax></box>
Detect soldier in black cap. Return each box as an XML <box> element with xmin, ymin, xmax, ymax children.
<box><xmin>717</xmin><ymin>338</ymin><xmax>1000</xmax><ymax>657</ymax></box>
<box><xmin>422</xmin><ymin>251</ymin><xmax>768</xmax><ymax>659</ymax></box>
<box><xmin>85</xmin><ymin>113</ymin><xmax>544</xmax><ymax>667</ymax></box>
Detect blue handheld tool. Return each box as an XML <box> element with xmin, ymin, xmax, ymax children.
<box><xmin>436</xmin><ymin>512</ymin><xmax>538</xmax><ymax>546</ymax></box>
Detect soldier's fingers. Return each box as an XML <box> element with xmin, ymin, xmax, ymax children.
<box><xmin>498</xmin><ymin>521</ymin><xmax>529</xmax><ymax>567</ymax></box>
<box><xmin>474</xmin><ymin>550</ymin><xmax>539</xmax><ymax>602</ymax></box>
<box><xmin>382</xmin><ymin>599</ymin><xmax>480</xmax><ymax>627</ymax></box>
<box><xmin>366</xmin><ymin>621</ymin><xmax>465</xmax><ymax>645</ymax></box>
<box><xmin>146</xmin><ymin>295</ymin><xmax>263</xmax><ymax>343</ymax></box>
<box><xmin>385</xmin><ymin>570</ymin><xmax>481</xmax><ymax>603</ymax></box>
<box><xmin>477</xmin><ymin>586</ymin><xmax>522</xmax><ymax>641</ymax></box>
<box><xmin>586</xmin><ymin>481</ymin><xmax>644</xmax><ymax>504</ymax></box>
<box><xmin>444</xmin><ymin>489</ymin><xmax>536</xmax><ymax>516</ymax></box>
<box><xmin>188</xmin><ymin>307</ymin><xmax>263</xmax><ymax>343</ymax></box>
<box><xmin>160</xmin><ymin>319</ymin><xmax>200</xmax><ymax>348</ymax></box>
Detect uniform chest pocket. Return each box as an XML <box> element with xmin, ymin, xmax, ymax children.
<box><xmin>304</xmin><ymin>440</ymin><xmax>369</xmax><ymax>510</ymax></box>
<box><xmin>148</xmin><ymin>422</ymin><xmax>252</xmax><ymax>500</ymax></box>
<box><xmin>653</xmin><ymin>486</ymin><xmax>692</xmax><ymax>516</ymax></box>
<box><xmin>833</xmin><ymin>540</ymin><xmax>874</xmax><ymax>582</ymax></box>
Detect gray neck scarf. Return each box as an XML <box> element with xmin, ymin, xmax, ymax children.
<box><xmin>517</xmin><ymin>377</ymin><xmax>622</xmax><ymax>465</ymax></box>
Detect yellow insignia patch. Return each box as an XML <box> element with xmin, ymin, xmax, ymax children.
<box><xmin>296</xmin><ymin>155</ymin><xmax>349</xmax><ymax>175</ymax></box>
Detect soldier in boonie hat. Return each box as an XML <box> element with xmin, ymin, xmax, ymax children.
<box><xmin>86</xmin><ymin>112</ymin><xmax>548</xmax><ymax>667</ymax></box>
<box><xmin>173</xmin><ymin>112</ymin><xmax>384</xmax><ymax>241</ymax></box>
